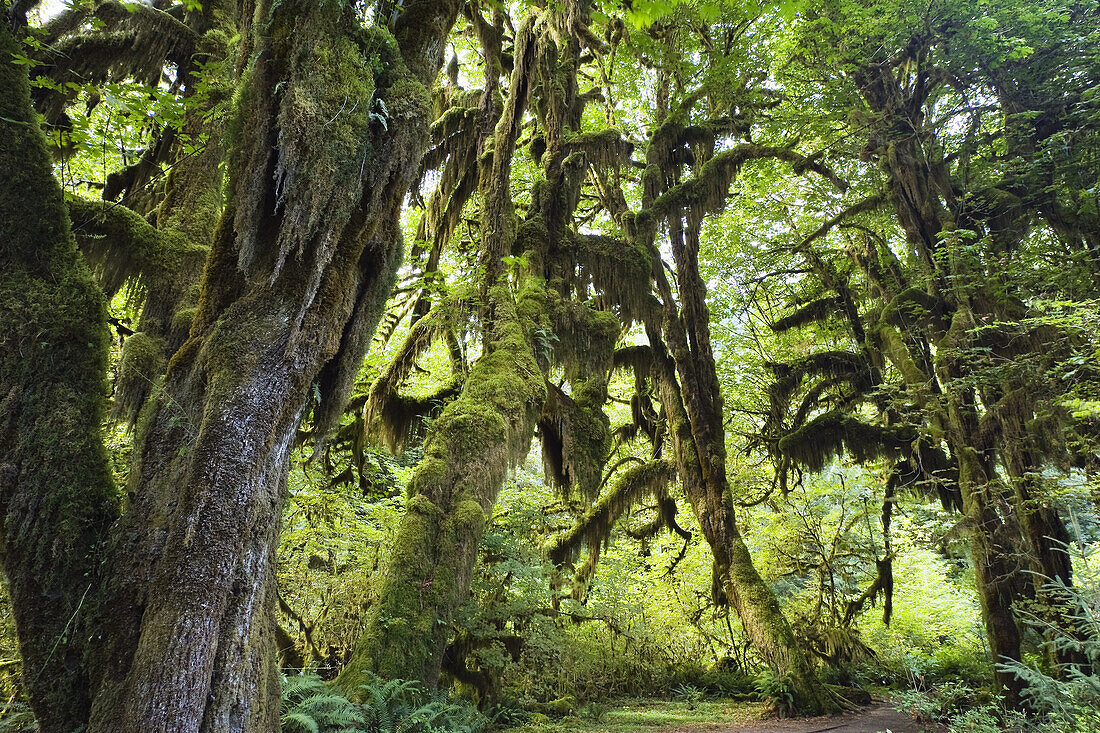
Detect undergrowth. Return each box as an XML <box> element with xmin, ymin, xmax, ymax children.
<box><xmin>282</xmin><ymin>672</ymin><xmax>489</xmax><ymax>733</ymax></box>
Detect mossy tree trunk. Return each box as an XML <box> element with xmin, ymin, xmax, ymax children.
<box><xmin>340</xmin><ymin>283</ymin><xmax>545</xmax><ymax>686</ymax></box>
<box><xmin>0</xmin><ymin>9</ymin><xmax>118</xmax><ymax>729</ymax></box>
<box><xmin>629</xmin><ymin>99</ymin><xmax>837</xmax><ymax>713</ymax></box>
<box><xmin>645</xmin><ymin>260</ymin><xmax>837</xmax><ymax>716</ymax></box>
<box><xmin>3</xmin><ymin>0</ymin><xmax>460</xmax><ymax>728</ymax></box>
<box><xmin>341</xmin><ymin>11</ymin><xmax>546</xmax><ymax>687</ymax></box>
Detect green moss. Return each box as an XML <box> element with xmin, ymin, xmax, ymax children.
<box><xmin>66</xmin><ymin>197</ymin><xmax>208</xmax><ymax>329</ymax></box>
<box><xmin>171</xmin><ymin>307</ymin><xmax>197</xmax><ymax>334</ymax></box>
<box><xmin>112</xmin><ymin>332</ymin><xmax>167</xmax><ymax>424</ymax></box>
<box><xmin>547</xmin><ymin>459</ymin><xmax>676</xmax><ymax>565</ymax></box>
<box><xmin>0</xmin><ymin>21</ymin><xmax>119</xmax><ymax>728</ymax></box>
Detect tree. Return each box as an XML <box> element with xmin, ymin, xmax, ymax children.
<box><xmin>1</xmin><ymin>0</ymin><xmax>460</xmax><ymax>727</ymax></box>
<box><xmin>748</xmin><ymin>0</ymin><xmax>1100</xmax><ymax>701</ymax></box>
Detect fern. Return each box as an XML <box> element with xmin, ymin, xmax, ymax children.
<box><xmin>996</xmin><ymin>541</ymin><xmax>1100</xmax><ymax>730</ymax></box>
<box><xmin>282</xmin><ymin>673</ymin><xmax>365</xmax><ymax>733</ymax></box>
<box><xmin>281</xmin><ymin>671</ymin><xmax>489</xmax><ymax>733</ymax></box>
<box><xmin>282</xmin><ymin>711</ymin><xmax>323</xmax><ymax>733</ymax></box>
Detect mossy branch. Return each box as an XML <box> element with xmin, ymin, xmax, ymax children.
<box><xmin>67</xmin><ymin>197</ymin><xmax>207</xmax><ymax>310</ymax></box>
<box><xmin>767</xmin><ymin>350</ymin><xmax>872</xmax><ymax>418</ymax></box>
<box><xmin>770</xmin><ymin>296</ymin><xmax>844</xmax><ymax>333</ymax></box>
<box><xmin>792</xmin><ymin>195</ymin><xmax>886</xmax><ymax>253</ymax></box>
<box><xmin>371</xmin><ymin>382</ymin><xmax>462</xmax><ymax>454</ymax></box>
<box><xmin>547</xmin><ymin>459</ymin><xmax>676</xmax><ymax>565</ymax></box>
<box><xmin>365</xmin><ymin>302</ymin><xmax>457</xmax><ymax>430</ymax></box>
<box><xmin>33</xmin><ymin>1</ymin><xmax>196</xmax><ymax>119</ymax></box>
<box><xmin>645</xmin><ymin>144</ymin><xmax>848</xmax><ymax>223</ymax></box>
<box><xmin>777</xmin><ymin>410</ymin><xmax>914</xmax><ymax>472</ymax></box>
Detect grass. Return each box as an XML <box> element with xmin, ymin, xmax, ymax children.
<box><xmin>503</xmin><ymin>698</ymin><xmax>770</xmax><ymax>733</ymax></box>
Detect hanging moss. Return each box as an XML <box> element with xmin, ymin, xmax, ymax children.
<box><xmin>550</xmin><ymin>233</ymin><xmax>659</xmax><ymax>327</ymax></box>
<box><xmin>313</xmin><ymin>223</ymin><xmax>406</xmax><ymax>443</ymax></box>
<box><xmin>366</xmin><ymin>300</ymin><xmax>462</xmax><ymax>429</ymax></box>
<box><xmin>881</xmin><ymin>286</ymin><xmax>948</xmax><ymax>332</ymax></box>
<box><xmin>561</xmin><ymin>127</ymin><xmax>634</xmax><ymax>172</ymax></box>
<box><xmin>767</xmin><ymin>350</ymin><xmax>872</xmax><ymax>420</ymax></box>
<box><xmin>371</xmin><ymin>382</ymin><xmax>462</xmax><ymax>454</ymax></box>
<box><xmin>32</xmin><ymin>1</ymin><xmax>197</xmax><ymax>121</ymax></box>
<box><xmin>777</xmin><ymin>410</ymin><xmax>914</xmax><ymax>472</ymax></box>
<box><xmin>771</xmin><ymin>296</ymin><xmax>844</xmax><ymax>333</ymax></box>
<box><xmin>539</xmin><ymin>381</ymin><xmax>610</xmax><ymax>500</ymax></box>
<box><xmin>547</xmin><ymin>459</ymin><xmax>676</xmax><ymax>565</ymax></box>
<box><xmin>238</xmin><ymin>10</ymin><xmax>379</xmax><ymax>284</ymax></box>
<box><xmin>543</xmin><ymin>291</ymin><xmax>620</xmax><ymax>376</ymax></box>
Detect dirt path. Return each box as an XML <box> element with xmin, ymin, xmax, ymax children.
<box><xmin>677</xmin><ymin>703</ymin><xmax>934</xmax><ymax>733</ymax></box>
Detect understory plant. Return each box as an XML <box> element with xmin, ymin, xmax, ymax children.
<box><xmin>281</xmin><ymin>673</ymin><xmax>489</xmax><ymax>733</ymax></box>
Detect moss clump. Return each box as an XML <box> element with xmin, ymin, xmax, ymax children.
<box><xmin>112</xmin><ymin>332</ymin><xmax>167</xmax><ymax>424</ymax></box>
<box><xmin>171</xmin><ymin>307</ymin><xmax>197</xmax><ymax>335</ymax></box>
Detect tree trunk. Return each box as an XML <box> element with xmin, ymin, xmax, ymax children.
<box><xmin>341</xmin><ymin>284</ymin><xmax>545</xmax><ymax>687</ymax></box>
<box><xmin>343</xmin><ymin>15</ymin><xmax>545</xmax><ymax>684</ymax></box>
<box><xmin>0</xmin><ymin>12</ymin><xmax>118</xmax><ymax>729</ymax></box>
<box><xmin>650</xmin><ymin>337</ymin><xmax>837</xmax><ymax>715</ymax></box>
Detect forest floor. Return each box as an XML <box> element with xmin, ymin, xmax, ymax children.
<box><xmin>703</xmin><ymin>702</ymin><xmax>931</xmax><ymax>733</ymax></box>
<box><xmin>508</xmin><ymin>699</ymin><xmax>934</xmax><ymax>733</ymax></box>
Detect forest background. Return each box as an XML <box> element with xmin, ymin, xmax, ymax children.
<box><xmin>1</xmin><ymin>0</ymin><xmax>1099</xmax><ymax>730</ymax></box>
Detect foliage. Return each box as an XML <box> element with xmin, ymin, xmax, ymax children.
<box><xmin>280</xmin><ymin>672</ymin><xmax>488</xmax><ymax>733</ymax></box>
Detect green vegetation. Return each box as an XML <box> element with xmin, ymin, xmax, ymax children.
<box><xmin>1</xmin><ymin>0</ymin><xmax>1099</xmax><ymax>730</ymax></box>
